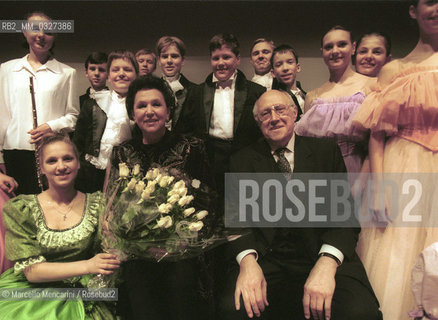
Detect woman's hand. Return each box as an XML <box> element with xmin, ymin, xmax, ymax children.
<box><xmin>0</xmin><ymin>172</ymin><xmax>18</xmax><ymax>194</ymax></box>
<box><xmin>86</xmin><ymin>253</ymin><xmax>121</xmax><ymax>275</ymax></box>
<box><xmin>28</xmin><ymin>123</ymin><xmax>53</xmax><ymax>144</ymax></box>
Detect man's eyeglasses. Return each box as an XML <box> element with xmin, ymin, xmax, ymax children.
<box><xmin>258</xmin><ymin>105</ymin><xmax>292</xmax><ymax>122</ymax></box>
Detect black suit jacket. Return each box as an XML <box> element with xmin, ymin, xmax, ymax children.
<box><xmin>79</xmin><ymin>87</ymin><xmax>91</xmax><ymax>112</ymax></box>
<box><xmin>228</xmin><ymin>135</ymin><xmax>373</xmax><ymax>288</ymax></box>
<box><xmin>272</xmin><ymin>78</ymin><xmax>306</xmax><ymax>120</ymax></box>
<box><xmin>167</xmin><ymin>73</ymin><xmax>196</xmax><ymax>128</ymax></box>
<box><xmin>175</xmin><ymin>70</ymin><xmax>266</xmax><ymax>154</ymax></box>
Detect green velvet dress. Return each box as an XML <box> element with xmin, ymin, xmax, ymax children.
<box><xmin>0</xmin><ymin>192</ymin><xmax>115</xmax><ymax>320</ymax></box>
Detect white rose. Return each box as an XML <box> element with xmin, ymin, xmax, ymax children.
<box><xmin>119</xmin><ymin>163</ymin><xmax>130</xmax><ymax>178</ymax></box>
<box><xmin>191</xmin><ymin>179</ymin><xmax>201</xmax><ymax>189</ymax></box>
<box><xmin>157</xmin><ymin>216</ymin><xmax>173</xmax><ymax>229</ymax></box>
<box><xmin>173</xmin><ymin>180</ymin><xmax>186</xmax><ymax>190</ymax></box>
<box><xmin>183</xmin><ymin>207</ymin><xmax>196</xmax><ymax>217</ymax></box>
<box><xmin>141</xmin><ymin>189</ymin><xmax>151</xmax><ymax>201</ymax></box>
<box><xmin>159</xmin><ymin>175</ymin><xmax>173</xmax><ymax>188</ymax></box>
<box><xmin>127</xmin><ymin>178</ymin><xmax>137</xmax><ymax>191</ymax></box>
<box><xmin>167</xmin><ymin>194</ymin><xmax>180</xmax><ymax>205</ymax></box>
<box><xmin>158</xmin><ymin>203</ymin><xmax>173</xmax><ymax>214</ymax></box>
<box><xmin>188</xmin><ymin>221</ymin><xmax>204</xmax><ymax>232</ymax></box>
<box><xmin>152</xmin><ymin>168</ymin><xmax>160</xmax><ymax>179</ymax></box>
<box><xmin>147</xmin><ymin>180</ymin><xmax>157</xmax><ymax>188</ymax></box>
<box><xmin>145</xmin><ymin>169</ymin><xmax>154</xmax><ymax>180</ymax></box>
<box><xmin>177</xmin><ymin>187</ymin><xmax>188</xmax><ymax>197</ymax></box>
<box><xmin>145</xmin><ymin>180</ymin><xmax>156</xmax><ymax>194</ymax></box>
<box><xmin>135</xmin><ymin>180</ymin><xmax>145</xmax><ymax>194</ymax></box>
<box><xmin>145</xmin><ymin>185</ymin><xmax>155</xmax><ymax>195</ymax></box>
<box><xmin>178</xmin><ymin>195</ymin><xmax>194</xmax><ymax>207</ymax></box>
<box><xmin>196</xmin><ymin>210</ymin><xmax>208</xmax><ymax>220</ymax></box>
<box><xmin>155</xmin><ymin>173</ymin><xmax>162</xmax><ymax>183</ymax></box>
<box><xmin>132</xmin><ymin>164</ymin><xmax>141</xmax><ymax>176</ymax></box>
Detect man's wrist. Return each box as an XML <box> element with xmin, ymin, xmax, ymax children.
<box><xmin>236</xmin><ymin>249</ymin><xmax>258</xmax><ymax>265</ymax></box>
<box><xmin>319</xmin><ymin>252</ymin><xmax>341</xmax><ymax>266</ymax></box>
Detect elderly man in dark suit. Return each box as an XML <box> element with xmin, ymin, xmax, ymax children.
<box><xmin>218</xmin><ymin>90</ymin><xmax>382</xmax><ymax>320</ymax></box>
<box><xmin>175</xmin><ymin>34</ymin><xmax>266</xmax><ymax>194</ymax></box>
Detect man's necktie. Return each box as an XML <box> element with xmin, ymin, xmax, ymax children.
<box><xmin>275</xmin><ymin>147</ymin><xmax>291</xmax><ymax>173</ymax></box>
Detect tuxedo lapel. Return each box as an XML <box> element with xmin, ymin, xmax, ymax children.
<box><xmin>233</xmin><ymin>71</ymin><xmax>248</xmax><ymax>135</ymax></box>
<box><xmin>202</xmin><ymin>75</ymin><xmax>215</xmax><ymax>131</ymax></box>
<box><xmin>179</xmin><ymin>74</ymin><xmax>191</xmax><ymax>88</ymax></box>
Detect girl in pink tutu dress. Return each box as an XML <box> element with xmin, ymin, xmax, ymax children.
<box><xmin>353</xmin><ymin>1</ymin><xmax>438</xmax><ymax>318</ymax></box>
<box><xmin>0</xmin><ymin>172</ymin><xmax>18</xmax><ymax>273</ymax></box>
<box><xmin>295</xmin><ymin>26</ymin><xmax>374</xmax><ymax>174</ymax></box>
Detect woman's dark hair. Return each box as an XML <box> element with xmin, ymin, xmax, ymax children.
<box><xmin>125</xmin><ymin>75</ymin><xmax>175</xmax><ymax>120</ymax></box>
<box><xmin>107</xmin><ymin>50</ymin><xmax>139</xmax><ymax>75</ymax></box>
<box><xmin>321</xmin><ymin>25</ymin><xmax>353</xmax><ymax>47</ymax></box>
<box><xmin>352</xmin><ymin>31</ymin><xmax>392</xmax><ymax>65</ymax></box>
<box><xmin>39</xmin><ymin>132</ymin><xmax>79</xmax><ymax>163</ymax></box>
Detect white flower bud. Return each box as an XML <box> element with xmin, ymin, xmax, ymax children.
<box><xmin>191</xmin><ymin>179</ymin><xmax>201</xmax><ymax>189</ymax></box>
<box><xmin>127</xmin><ymin>178</ymin><xmax>137</xmax><ymax>191</ymax></box>
<box><xmin>188</xmin><ymin>221</ymin><xmax>204</xmax><ymax>232</ymax></box>
<box><xmin>152</xmin><ymin>168</ymin><xmax>160</xmax><ymax>179</ymax></box>
<box><xmin>157</xmin><ymin>216</ymin><xmax>173</xmax><ymax>229</ymax></box>
<box><xmin>196</xmin><ymin>210</ymin><xmax>208</xmax><ymax>220</ymax></box>
<box><xmin>173</xmin><ymin>180</ymin><xmax>186</xmax><ymax>190</ymax></box>
<box><xmin>132</xmin><ymin>164</ymin><xmax>141</xmax><ymax>176</ymax></box>
<box><xmin>145</xmin><ymin>169</ymin><xmax>154</xmax><ymax>180</ymax></box>
<box><xmin>177</xmin><ymin>187</ymin><xmax>188</xmax><ymax>197</ymax></box>
<box><xmin>178</xmin><ymin>195</ymin><xmax>194</xmax><ymax>207</ymax></box>
<box><xmin>135</xmin><ymin>180</ymin><xmax>145</xmax><ymax>195</ymax></box>
<box><xmin>141</xmin><ymin>189</ymin><xmax>151</xmax><ymax>201</ymax></box>
<box><xmin>167</xmin><ymin>194</ymin><xmax>180</xmax><ymax>205</ymax></box>
<box><xmin>158</xmin><ymin>203</ymin><xmax>173</xmax><ymax>214</ymax></box>
<box><xmin>159</xmin><ymin>175</ymin><xmax>172</xmax><ymax>188</ymax></box>
<box><xmin>119</xmin><ymin>163</ymin><xmax>130</xmax><ymax>178</ymax></box>
<box><xmin>183</xmin><ymin>207</ymin><xmax>196</xmax><ymax>217</ymax></box>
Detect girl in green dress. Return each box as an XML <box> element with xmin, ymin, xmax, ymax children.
<box><xmin>0</xmin><ymin>133</ymin><xmax>120</xmax><ymax>319</ymax></box>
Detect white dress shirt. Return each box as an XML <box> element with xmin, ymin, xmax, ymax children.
<box><xmin>251</xmin><ymin>73</ymin><xmax>273</xmax><ymax>90</ymax></box>
<box><xmin>0</xmin><ymin>55</ymin><xmax>79</xmax><ymax>162</ymax></box>
<box><xmin>236</xmin><ymin>133</ymin><xmax>344</xmax><ymax>265</ymax></box>
<box><xmin>85</xmin><ymin>90</ymin><xmax>132</xmax><ymax>170</ymax></box>
<box><xmin>291</xmin><ymin>88</ymin><xmax>305</xmax><ymax>113</ymax></box>
<box><xmin>163</xmin><ymin>74</ymin><xmax>184</xmax><ymax>93</ymax></box>
<box><xmin>209</xmin><ymin>72</ymin><xmax>237</xmax><ymax>140</ymax></box>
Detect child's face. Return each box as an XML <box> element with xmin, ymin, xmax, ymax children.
<box><xmin>108</xmin><ymin>58</ymin><xmax>137</xmax><ymax>96</ymax></box>
<box><xmin>137</xmin><ymin>54</ymin><xmax>156</xmax><ymax>76</ymax></box>
<box><xmin>85</xmin><ymin>63</ymin><xmax>108</xmax><ymax>90</ymax></box>
<box><xmin>158</xmin><ymin>44</ymin><xmax>184</xmax><ymax>78</ymax></box>
<box><xmin>210</xmin><ymin>45</ymin><xmax>240</xmax><ymax>82</ymax></box>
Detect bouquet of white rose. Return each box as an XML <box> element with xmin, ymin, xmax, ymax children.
<box><xmin>99</xmin><ymin>162</ymin><xmax>223</xmax><ymax>264</ymax></box>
